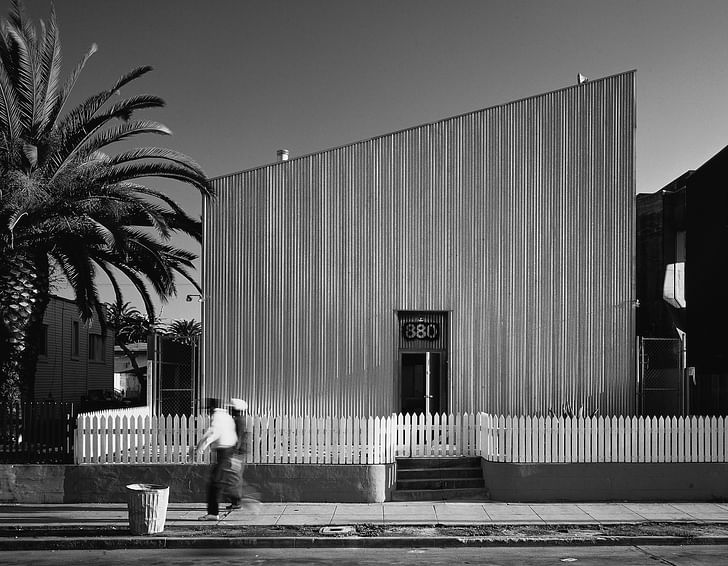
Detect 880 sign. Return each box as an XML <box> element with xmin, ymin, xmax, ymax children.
<box><xmin>402</xmin><ymin>321</ymin><xmax>439</xmax><ymax>341</ymax></box>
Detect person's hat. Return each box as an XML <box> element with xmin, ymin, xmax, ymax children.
<box><xmin>231</xmin><ymin>398</ymin><xmax>248</xmax><ymax>411</ymax></box>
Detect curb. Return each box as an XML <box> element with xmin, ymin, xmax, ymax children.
<box><xmin>2</xmin><ymin>535</ymin><xmax>728</xmax><ymax>551</ymax></box>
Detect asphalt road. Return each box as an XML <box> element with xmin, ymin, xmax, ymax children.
<box><xmin>3</xmin><ymin>546</ymin><xmax>728</xmax><ymax>565</ymax></box>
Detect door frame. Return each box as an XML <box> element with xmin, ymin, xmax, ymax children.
<box><xmin>394</xmin><ymin>310</ymin><xmax>449</xmax><ymax>415</ymax></box>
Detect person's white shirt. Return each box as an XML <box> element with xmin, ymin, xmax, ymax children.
<box><xmin>195</xmin><ymin>408</ymin><xmax>237</xmax><ymax>453</ymax></box>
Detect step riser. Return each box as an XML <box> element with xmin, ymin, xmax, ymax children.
<box><xmin>398</xmin><ymin>468</ymin><xmax>482</xmax><ymax>480</ymax></box>
<box><xmin>397</xmin><ymin>479</ymin><xmax>484</xmax><ymax>490</ymax></box>
<box><xmin>396</xmin><ymin>457</ymin><xmax>481</xmax><ymax>469</ymax></box>
<box><xmin>390</xmin><ymin>489</ymin><xmax>489</xmax><ymax>502</ymax></box>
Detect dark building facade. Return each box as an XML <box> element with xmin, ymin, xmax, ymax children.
<box><xmin>637</xmin><ymin>145</ymin><xmax>728</xmax><ymax>415</ymax></box>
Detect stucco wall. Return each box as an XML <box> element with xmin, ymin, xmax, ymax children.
<box><xmin>1</xmin><ymin>464</ymin><xmax>394</xmax><ymax>504</ymax></box>
<box><xmin>4</xmin><ymin>462</ymin><xmax>727</xmax><ymax>504</ymax></box>
<box><xmin>482</xmin><ymin>461</ymin><xmax>728</xmax><ymax>502</ymax></box>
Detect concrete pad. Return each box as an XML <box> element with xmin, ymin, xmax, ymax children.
<box><xmin>332</xmin><ymin>503</ymin><xmax>384</xmax><ymax>523</ymax></box>
<box><xmin>434</xmin><ymin>503</ymin><xmax>490</xmax><ymax>523</ymax></box>
<box><xmin>383</xmin><ymin>503</ymin><xmax>437</xmax><ymax>523</ymax></box>
<box><xmin>668</xmin><ymin>503</ymin><xmax>728</xmax><ymax>521</ymax></box>
<box><xmin>529</xmin><ymin>504</ymin><xmax>596</xmax><ymax>523</ymax></box>
<box><xmin>576</xmin><ymin>503</ymin><xmax>645</xmax><ymax>523</ymax></box>
<box><xmin>284</xmin><ymin>503</ymin><xmax>336</xmax><ymax>513</ymax></box>
<box><xmin>623</xmin><ymin>503</ymin><xmax>694</xmax><ymax>521</ymax></box>
<box><xmin>237</xmin><ymin>503</ymin><xmax>286</xmax><ymax>515</ymax></box>
<box><xmin>482</xmin><ymin>503</ymin><xmax>544</xmax><ymax>523</ymax></box>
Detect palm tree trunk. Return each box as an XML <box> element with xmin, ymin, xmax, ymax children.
<box><xmin>0</xmin><ymin>249</ymin><xmax>50</xmax><ymax>408</ymax></box>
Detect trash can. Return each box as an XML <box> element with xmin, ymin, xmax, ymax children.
<box><xmin>125</xmin><ymin>483</ymin><xmax>169</xmax><ymax>535</ymax></box>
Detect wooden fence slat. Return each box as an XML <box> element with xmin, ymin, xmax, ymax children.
<box><xmin>542</xmin><ymin>416</ymin><xmax>551</xmax><ymax>463</ymax></box>
<box><xmin>691</xmin><ymin>416</ymin><xmax>699</xmax><ymax>463</ymax></box>
<box><xmin>71</xmin><ymin>410</ymin><xmax>728</xmax><ymax>466</ymax></box>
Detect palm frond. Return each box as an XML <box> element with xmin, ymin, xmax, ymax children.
<box><xmin>93</xmin><ymin>252</ymin><xmax>156</xmax><ymax>318</ymax></box>
<box><xmin>49</xmin><ymin>95</ymin><xmax>166</xmax><ymax>174</ymax></box>
<box><xmin>54</xmin><ymin>66</ymin><xmax>152</xmax><ymax>138</ymax></box>
<box><xmin>86</xmin><ymin>216</ymin><xmax>116</xmax><ymax>248</ymax></box>
<box><xmin>85</xmin><ymin>119</ymin><xmax>172</xmax><ymax>151</ymax></box>
<box><xmin>5</xmin><ymin>26</ymin><xmax>35</xmax><ymax>133</ymax></box>
<box><xmin>172</xmin><ymin>264</ymin><xmax>202</xmax><ymax>295</ymax></box>
<box><xmin>52</xmin><ymin>244</ymin><xmax>99</xmax><ymax>321</ymax></box>
<box><xmin>111</xmin><ymin>181</ymin><xmax>191</xmax><ymax>216</ymax></box>
<box><xmin>36</xmin><ymin>7</ymin><xmax>62</xmax><ymax>135</ymax></box>
<box><xmin>107</xmin><ymin>146</ymin><xmax>205</xmax><ymax>177</ymax></box>
<box><xmin>0</xmin><ymin>59</ymin><xmax>21</xmax><ymax>140</ymax></box>
<box><xmin>95</xmin><ymin>260</ymin><xmax>124</xmax><ymax>309</ymax></box>
<box><xmin>45</xmin><ymin>41</ymin><xmax>97</xmax><ymax>130</ymax></box>
<box><xmin>105</xmin><ymin>160</ymin><xmax>212</xmax><ymax>196</ymax></box>
<box><xmin>9</xmin><ymin>1</ymin><xmax>36</xmax><ymax>50</ymax></box>
<box><xmin>49</xmin><ymin>120</ymin><xmax>171</xmax><ymax>182</ymax></box>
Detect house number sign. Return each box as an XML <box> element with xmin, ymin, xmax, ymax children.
<box><xmin>402</xmin><ymin>321</ymin><xmax>439</xmax><ymax>341</ymax></box>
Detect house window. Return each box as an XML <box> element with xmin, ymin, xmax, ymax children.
<box><xmin>38</xmin><ymin>324</ymin><xmax>48</xmax><ymax>356</ymax></box>
<box><xmin>89</xmin><ymin>333</ymin><xmax>105</xmax><ymax>362</ymax></box>
<box><xmin>71</xmin><ymin>321</ymin><xmax>80</xmax><ymax>358</ymax></box>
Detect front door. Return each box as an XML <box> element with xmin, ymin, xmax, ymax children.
<box><xmin>400</xmin><ymin>351</ymin><xmax>442</xmax><ymax>414</ymax></box>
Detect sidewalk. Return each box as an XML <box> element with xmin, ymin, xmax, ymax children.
<box><xmin>2</xmin><ymin>501</ymin><xmax>728</xmax><ymax>550</ymax></box>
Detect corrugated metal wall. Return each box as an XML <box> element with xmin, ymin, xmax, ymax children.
<box><xmin>203</xmin><ymin>71</ymin><xmax>636</xmax><ymax>417</ymax></box>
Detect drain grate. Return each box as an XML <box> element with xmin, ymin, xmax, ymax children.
<box><xmin>319</xmin><ymin>526</ymin><xmax>355</xmax><ymax>536</ymax></box>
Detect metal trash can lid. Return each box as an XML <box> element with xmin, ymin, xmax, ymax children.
<box><xmin>126</xmin><ymin>483</ymin><xmax>168</xmax><ymax>492</ymax></box>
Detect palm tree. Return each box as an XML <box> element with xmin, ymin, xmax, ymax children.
<box><xmin>106</xmin><ymin>301</ymin><xmax>156</xmax><ymax>396</ymax></box>
<box><xmin>0</xmin><ymin>2</ymin><xmax>213</xmax><ymax>407</ymax></box>
<box><xmin>165</xmin><ymin>319</ymin><xmax>202</xmax><ymax>345</ymax></box>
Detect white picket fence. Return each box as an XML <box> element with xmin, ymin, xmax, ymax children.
<box><xmin>74</xmin><ymin>412</ymin><xmax>728</xmax><ymax>465</ymax></box>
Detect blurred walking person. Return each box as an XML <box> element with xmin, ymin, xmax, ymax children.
<box><xmin>226</xmin><ymin>398</ymin><xmax>249</xmax><ymax>509</ymax></box>
<box><xmin>192</xmin><ymin>397</ymin><xmax>237</xmax><ymax>521</ymax></box>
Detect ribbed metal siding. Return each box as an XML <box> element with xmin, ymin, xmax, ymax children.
<box><xmin>203</xmin><ymin>71</ymin><xmax>636</xmax><ymax>417</ymax></box>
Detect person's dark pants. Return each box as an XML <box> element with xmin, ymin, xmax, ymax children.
<box><xmin>229</xmin><ymin>454</ymin><xmax>246</xmax><ymax>507</ymax></box>
<box><xmin>207</xmin><ymin>447</ymin><xmax>234</xmax><ymax>515</ymax></box>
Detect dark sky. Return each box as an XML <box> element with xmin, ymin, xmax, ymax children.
<box><xmin>8</xmin><ymin>0</ymin><xmax>728</xmax><ymax>322</ymax></box>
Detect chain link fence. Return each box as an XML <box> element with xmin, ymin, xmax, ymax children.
<box><xmin>638</xmin><ymin>337</ymin><xmax>685</xmax><ymax>416</ymax></box>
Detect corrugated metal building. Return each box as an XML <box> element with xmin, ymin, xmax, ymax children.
<box><xmin>203</xmin><ymin>71</ymin><xmax>636</xmax><ymax>417</ymax></box>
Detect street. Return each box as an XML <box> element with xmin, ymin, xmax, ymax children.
<box><xmin>3</xmin><ymin>546</ymin><xmax>728</xmax><ymax>565</ymax></box>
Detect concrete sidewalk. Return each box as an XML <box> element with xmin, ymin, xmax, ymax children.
<box><xmin>3</xmin><ymin>502</ymin><xmax>728</xmax><ymax>551</ymax></box>
<box><xmin>3</xmin><ymin>501</ymin><xmax>728</xmax><ymax>528</ymax></box>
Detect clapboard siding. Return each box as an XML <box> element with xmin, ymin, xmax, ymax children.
<box><xmin>34</xmin><ymin>296</ymin><xmax>114</xmax><ymax>402</ymax></box>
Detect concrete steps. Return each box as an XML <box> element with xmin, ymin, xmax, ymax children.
<box><xmin>392</xmin><ymin>457</ymin><xmax>488</xmax><ymax>501</ymax></box>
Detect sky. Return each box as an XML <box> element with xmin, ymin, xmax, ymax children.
<box><xmin>7</xmin><ymin>0</ymin><xmax>728</xmax><ymax>323</ymax></box>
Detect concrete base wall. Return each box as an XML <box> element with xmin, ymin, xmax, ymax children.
<box><xmin>4</xmin><ymin>462</ymin><xmax>726</xmax><ymax>504</ymax></box>
<box><xmin>0</xmin><ymin>464</ymin><xmax>395</xmax><ymax>504</ymax></box>
<box><xmin>483</xmin><ymin>461</ymin><xmax>728</xmax><ymax>502</ymax></box>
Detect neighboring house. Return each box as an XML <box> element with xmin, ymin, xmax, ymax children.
<box><xmin>113</xmin><ymin>342</ymin><xmax>147</xmax><ymax>400</ymax></box>
<box><xmin>203</xmin><ymin>71</ymin><xmax>636</xmax><ymax>417</ymax></box>
<box><xmin>636</xmin><ymin>145</ymin><xmax>728</xmax><ymax>416</ymax></box>
<box><xmin>34</xmin><ymin>295</ymin><xmax>115</xmax><ymax>402</ymax></box>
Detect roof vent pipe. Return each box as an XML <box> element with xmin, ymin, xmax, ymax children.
<box><xmin>276</xmin><ymin>149</ymin><xmax>289</xmax><ymax>162</ymax></box>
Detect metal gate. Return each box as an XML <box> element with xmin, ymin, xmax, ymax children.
<box><xmin>638</xmin><ymin>337</ymin><xmax>685</xmax><ymax>416</ymax></box>
<box><xmin>148</xmin><ymin>334</ymin><xmax>200</xmax><ymax>416</ymax></box>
